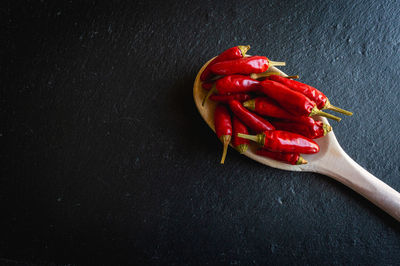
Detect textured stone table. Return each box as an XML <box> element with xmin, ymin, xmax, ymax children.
<box><xmin>3</xmin><ymin>0</ymin><xmax>400</xmax><ymax>264</ymax></box>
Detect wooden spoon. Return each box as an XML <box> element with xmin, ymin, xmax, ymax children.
<box><xmin>194</xmin><ymin>57</ymin><xmax>400</xmax><ymax>222</ymax></box>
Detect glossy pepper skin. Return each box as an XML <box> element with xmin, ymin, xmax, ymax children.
<box><xmin>256</xmin><ymin>149</ymin><xmax>307</xmax><ymax>165</ymax></box>
<box><xmin>243</xmin><ymin>97</ymin><xmax>311</xmax><ymax>124</ymax></box>
<box><xmin>270</xmin><ymin>119</ymin><xmax>332</xmax><ymax>139</ymax></box>
<box><xmin>200</xmin><ymin>45</ymin><xmax>250</xmax><ymax>81</ymax></box>
<box><xmin>210</xmin><ymin>56</ymin><xmax>270</xmax><ymax>76</ymax></box>
<box><xmin>202</xmin><ymin>81</ymin><xmax>213</xmax><ymax>91</ymax></box>
<box><xmin>268</xmin><ymin>75</ymin><xmax>353</xmax><ymax>116</ymax></box>
<box><xmin>202</xmin><ymin>75</ymin><xmax>260</xmax><ymax>106</ymax></box>
<box><xmin>268</xmin><ymin>75</ymin><xmax>327</xmax><ymax>109</ymax></box>
<box><xmin>215</xmin><ymin>75</ymin><xmax>260</xmax><ymax>94</ymax></box>
<box><xmin>210</xmin><ymin>93</ymin><xmax>251</xmax><ymax>104</ymax></box>
<box><xmin>214</xmin><ymin>104</ymin><xmax>232</xmax><ymax>164</ymax></box>
<box><xmin>260</xmin><ymin>80</ymin><xmax>315</xmax><ymax>116</ymax></box>
<box><xmin>259</xmin><ymin>80</ymin><xmax>341</xmax><ymax>121</ymax></box>
<box><xmin>229</xmin><ymin>100</ymin><xmax>275</xmax><ymax>133</ymax></box>
<box><xmin>232</xmin><ymin>116</ymin><xmax>249</xmax><ymax>154</ymax></box>
<box><xmin>238</xmin><ymin>130</ymin><xmax>320</xmax><ymax>154</ymax></box>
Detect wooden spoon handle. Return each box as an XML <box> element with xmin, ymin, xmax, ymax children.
<box><xmin>317</xmin><ymin>149</ymin><xmax>400</xmax><ymax>221</ymax></box>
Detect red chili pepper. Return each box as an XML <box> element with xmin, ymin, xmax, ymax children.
<box><xmin>237</xmin><ymin>130</ymin><xmax>320</xmax><ymax>154</ymax></box>
<box><xmin>270</xmin><ymin>119</ymin><xmax>332</xmax><ymax>139</ymax></box>
<box><xmin>202</xmin><ymin>81</ymin><xmax>213</xmax><ymax>91</ymax></box>
<box><xmin>243</xmin><ymin>98</ymin><xmax>328</xmax><ymax>131</ymax></box>
<box><xmin>243</xmin><ymin>97</ymin><xmax>311</xmax><ymax>123</ymax></box>
<box><xmin>200</xmin><ymin>45</ymin><xmax>250</xmax><ymax>81</ymax></box>
<box><xmin>228</xmin><ymin>100</ymin><xmax>275</xmax><ymax>133</ymax></box>
<box><xmin>256</xmin><ymin>149</ymin><xmax>307</xmax><ymax>165</ymax></box>
<box><xmin>268</xmin><ymin>75</ymin><xmax>353</xmax><ymax>116</ymax></box>
<box><xmin>210</xmin><ymin>56</ymin><xmax>284</xmax><ymax>76</ymax></box>
<box><xmin>259</xmin><ymin>80</ymin><xmax>342</xmax><ymax>122</ymax></box>
<box><xmin>202</xmin><ymin>75</ymin><xmax>260</xmax><ymax>106</ymax></box>
<box><xmin>215</xmin><ymin>75</ymin><xmax>260</xmax><ymax>94</ymax></box>
<box><xmin>214</xmin><ymin>104</ymin><xmax>232</xmax><ymax>164</ymax></box>
<box><xmin>210</xmin><ymin>93</ymin><xmax>251</xmax><ymax>104</ymax></box>
<box><xmin>232</xmin><ymin>116</ymin><xmax>249</xmax><ymax>154</ymax></box>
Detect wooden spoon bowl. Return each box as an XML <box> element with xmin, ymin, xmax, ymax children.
<box><xmin>194</xmin><ymin>57</ymin><xmax>400</xmax><ymax>221</ymax></box>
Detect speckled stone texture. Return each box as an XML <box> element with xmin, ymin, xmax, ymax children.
<box><xmin>2</xmin><ymin>0</ymin><xmax>400</xmax><ymax>265</ymax></box>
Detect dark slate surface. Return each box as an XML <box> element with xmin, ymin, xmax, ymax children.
<box><xmin>3</xmin><ymin>0</ymin><xmax>400</xmax><ymax>265</ymax></box>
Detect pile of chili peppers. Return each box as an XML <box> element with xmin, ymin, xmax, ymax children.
<box><xmin>201</xmin><ymin>45</ymin><xmax>353</xmax><ymax>165</ymax></box>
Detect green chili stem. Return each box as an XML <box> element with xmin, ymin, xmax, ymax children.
<box><xmin>236</xmin><ymin>144</ymin><xmax>248</xmax><ymax>154</ymax></box>
<box><xmin>242</xmin><ymin>99</ymin><xmax>256</xmax><ymax>111</ymax></box>
<box><xmin>250</xmin><ymin>72</ymin><xmax>298</xmax><ymax>80</ymax></box>
<box><xmin>296</xmin><ymin>156</ymin><xmax>308</xmax><ymax>165</ymax></box>
<box><xmin>237</xmin><ymin>133</ymin><xmax>258</xmax><ymax>142</ymax></box>
<box><xmin>323</xmin><ymin>124</ymin><xmax>333</xmax><ymax>135</ymax></box>
<box><xmin>326</xmin><ymin>103</ymin><xmax>353</xmax><ymax>116</ymax></box>
<box><xmin>238</xmin><ymin>45</ymin><xmax>251</xmax><ymax>56</ymax></box>
<box><xmin>269</xmin><ymin>60</ymin><xmax>286</xmax><ymax>66</ymax></box>
<box><xmin>310</xmin><ymin>106</ymin><xmax>341</xmax><ymax>122</ymax></box>
<box><xmin>220</xmin><ymin>135</ymin><xmax>231</xmax><ymax>164</ymax></box>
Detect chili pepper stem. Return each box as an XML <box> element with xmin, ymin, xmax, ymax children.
<box><xmin>237</xmin><ymin>133</ymin><xmax>258</xmax><ymax>142</ymax></box>
<box><xmin>250</xmin><ymin>72</ymin><xmax>299</xmax><ymax>80</ymax></box>
<box><xmin>324</xmin><ymin>99</ymin><xmax>353</xmax><ymax>116</ymax></box>
<box><xmin>310</xmin><ymin>106</ymin><xmax>342</xmax><ymax>122</ymax></box>
<box><xmin>242</xmin><ymin>99</ymin><xmax>256</xmax><ymax>111</ymax></box>
<box><xmin>236</xmin><ymin>144</ymin><xmax>248</xmax><ymax>154</ymax></box>
<box><xmin>296</xmin><ymin>156</ymin><xmax>308</xmax><ymax>165</ymax></box>
<box><xmin>250</xmin><ymin>71</ymin><xmax>279</xmax><ymax>80</ymax></box>
<box><xmin>220</xmin><ymin>135</ymin><xmax>231</xmax><ymax>164</ymax></box>
<box><xmin>269</xmin><ymin>60</ymin><xmax>286</xmax><ymax>66</ymax></box>
<box><xmin>237</xmin><ymin>133</ymin><xmax>265</xmax><ymax>146</ymax></box>
<box><xmin>238</xmin><ymin>45</ymin><xmax>251</xmax><ymax>56</ymax></box>
<box><xmin>202</xmin><ymin>85</ymin><xmax>217</xmax><ymax>106</ymax></box>
<box><xmin>323</xmin><ymin>123</ymin><xmax>332</xmax><ymax>135</ymax></box>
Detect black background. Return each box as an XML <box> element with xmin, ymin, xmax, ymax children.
<box><xmin>3</xmin><ymin>0</ymin><xmax>400</xmax><ymax>265</ymax></box>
